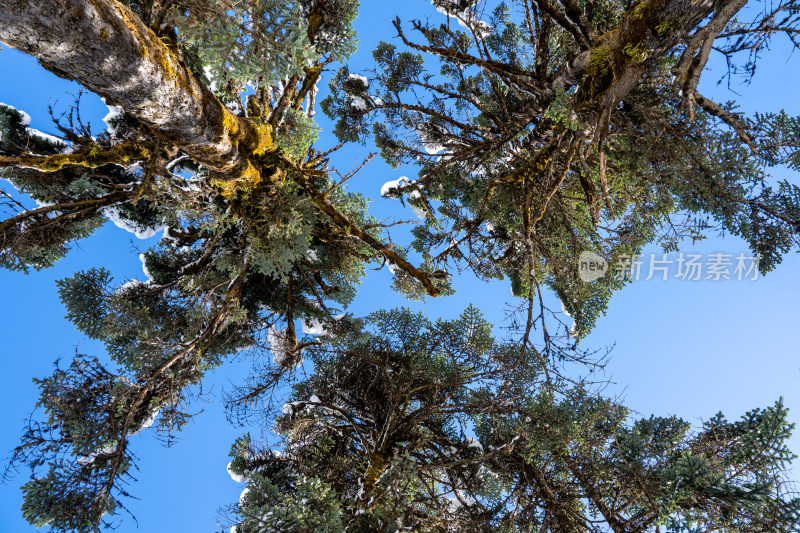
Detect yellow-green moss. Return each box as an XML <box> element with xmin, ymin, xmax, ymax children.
<box><xmin>211</xmin><ymin>161</ymin><xmax>263</xmax><ymax>198</ymax></box>
<box><xmin>13</xmin><ymin>142</ymin><xmax>150</xmax><ymax>172</ymax></box>
<box><xmin>623</xmin><ymin>42</ymin><xmax>648</xmax><ymax>63</ymax></box>
<box><xmin>655</xmin><ymin>20</ymin><xmax>677</xmax><ymax>36</ymax></box>
<box><xmin>589</xmin><ymin>48</ymin><xmax>613</xmax><ymax>76</ymax></box>
<box><xmin>251</xmin><ymin>123</ymin><xmax>274</xmax><ymax>156</ymax></box>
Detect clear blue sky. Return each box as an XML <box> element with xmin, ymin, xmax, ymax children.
<box><xmin>1</xmin><ymin>2</ymin><xmax>799</xmax><ymax>531</ymax></box>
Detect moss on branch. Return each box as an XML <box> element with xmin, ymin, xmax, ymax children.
<box><xmin>0</xmin><ymin>142</ymin><xmax>150</xmax><ymax>173</ymax></box>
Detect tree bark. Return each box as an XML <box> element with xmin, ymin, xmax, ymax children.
<box><xmin>0</xmin><ymin>0</ymin><xmax>271</xmax><ymax>177</ymax></box>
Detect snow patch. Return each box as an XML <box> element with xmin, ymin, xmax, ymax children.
<box><xmin>347</xmin><ymin>73</ymin><xmax>369</xmax><ymax>88</ymax></box>
<box><xmin>227</xmin><ymin>461</ymin><xmax>247</xmax><ymax>483</ymax></box>
<box><xmin>268</xmin><ymin>327</ymin><xmax>301</xmax><ymax>367</ymax></box>
<box><xmin>27</xmin><ymin>128</ymin><xmax>66</xmax><ymax>147</ymax></box>
<box><xmin>139</xmin><ymin>253</ymin><xmax>154</xmax><ymax>282</ymax></box>
<box><xmin>0</xmin><ymin>102</ymin><xmax>31</xmax><ymax>125</ymax></box>
<box><xmin>350</xmin><ymin>95</ymin><xmax>368</xmax><ymax>110</ymax></box>
<box><xmin>124</xmin><ymin>162</ymin><xmax>142</xmax><ymax>176</ymax></box>
<box><xmin>431</xmin><ymin>0</ymin><xmax>492</xmax><ymax>38</ymax></box>
<box><xmin>282</xmin><ymin>401</ymin><xmax>303</xmax><ymax>416</ymax></box>
<box><xmin>238</xmin><ymin>487</ymin><xmax>250</xmax><ymax>507</ymax></box>
<box><xmin>423</xmin><ymin>142</ymin><xmax>445</xmax><ymax>155</ymax></box>
<box><xmin>381</xmin><ymin>177</ymin><xmax>426</xmax><ymax>218</ymax></box>
<box><xmin>101</xmin><ymin>98</ymin><xmax>123</xmax><ymax>136</ymax></box>
<box><xmin>301</xmin><ymin>317</ymin><xmax>327</xmax><ymax>336</ymax></box>
<box><xmin>115</xmin><ymin>279</ymin><xmax>147</xmax><ymax>295</ymax></box>
<box><xmin>76</xmin><ymin>443</ymin><xmax>117</xmax><ymax>466</ymax></box>
<box><xmin>465</xmin><ymin>437</ymin><xmax>483</xmax><ymax>452</ymax></box>
<box><xmin>204</xmin><ymin>66</ymin><xmax>218</xmax><ymax>92</ymax></box>
<box><xmin>103</xmin><ymin>206</ymin><xmax>166</xmax><ymax>239</ymax></box>
<box><xmin>407</xmin><ymin>190</ymin><xmax>426</xmax><ymax>219</ymax></box>
<box><xmin>128</xmin><ymin>409</ymin><xmax>159</xmax><ymax>436</ymax></box>
<box><xmin>35</xmin><ymin>198</ymin><xmax>55</xmax><ymax>209</ymax></box>
<box><xmin>381</xmin><ymin>176</ymin><xmax>411</xmax><ymax>198</ymax></box>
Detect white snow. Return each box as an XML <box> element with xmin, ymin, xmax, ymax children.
<box><xmin>347</xmin><ymin>73</ymin><xmax>369</xmax><ymax>88</ymax></box>
<box><xmin>165</xmin><ymin>154</ymin><xmax>190</xmax><ymax>172</ymax></box>
<box><xmin>448</xmin><ymin>491</ymin><xmax>477</xmax><ymax>512</ymax></box>
<box><xmin>407</xmin><ymin>190</ymin><xmax>426</xmax><ymax>219</ymax></box>
<box><xmin>0</xmin><ymin>102</ymin><xmax>31</xmax><ymax>125</ymax></box>
<box><xmin>204</xmin><ymin>66</ymin><xmax>218</xmax><ymax>92</ymax></box>
<box><xmin>414</xmin><ymin>122</ymin><xmax>450</xmax><ymax>156</ymax></box>
<box><xmin>128</xmin><ymin>409</ymin><xmax>159</xmax><ymax>436</ymax></box>
<box><xmin>350</xmin><ymin>95</ymin><xmax>368</xmax><ymax>110</ymax></box>
<box><xmin>301</xmin><ymin>317</ymin><xmax>327</xmax><ymax>335</ymax></box>
<box><xmin>309</xmin><ymin>394</ymin><xmax>321</xmax><ymax>404</ymax></box>
<box><xmin>381</xmin><ymin>177</ymin><xmax>426</xmax><ymax>218</ymax></box>
<box><xmin>282</xmin><ymin>401</ymin><xmax>303</xmax><ymax>416</ymax></box>
<box><xmin>268</xmin><ymin>326</ymin><xmax>301</xmax><ymax>367</ymax></box>
<box><xmin>27</xmin><ymin>128</ymin><xmax>66</xmax><ymax>147</ymax></box>
<box><xmin>431</xmin><ymin>0</ymin><xmax>492</xmax><ymax>38</ymax></box>
<box><xmin>423</xmin><ymin>142</ymin><xmax>445</xmax><ymax>155</ymax></box>
<box><xmin>227</xmin><ymin>461</ymin><xmax>247</xmax><ymax>483</ymax></box>
<box><xmin>124</xmin><ymin>162</ymin><xmax>142</xmax><ymax>176</ymax></box>
<box><xmin>465</xmin><ymin>437</ymin><xmax>483</xmax><ymax>452</ymax></box>
<box><xmin>35</xmin><ymin>198</ymin><xmax>55</xmax><ymax>209</ymax></box>
<box><xmin>139</xmin><ymin>253</ymin><xmax>154</xmax><ymax>282</ymax></box>
<box><xmin>103</xmin><ymin>206</ymin><xmax>166</xmax><ymax>239</ymax></box>
<box><xmin>76</xmin><ymin>443</ymin><xmax>117</xmax><ymax>466</ymax></box>
<box><xmin>161</xmin><ymin>227</ymin><xmax>180</xmax><ymax>246</ymax></box>
<box><xmin>381</xmin><ymin>176</ymin><xmax>411</xmax><ymax>198</ymax></box>
<box><xmin>238</xmin><ymin>487</ymin><xmax>250</xmax><ymax>507</ymax></box>
<box><xmin>115</xmin><ymin>279</ymin><xmax>146</xmax><ymax>295</ymax></box>
<box><xmin>101</xmin><ymin>99</ymin><xmax>123</xmax><ymax>136</ymax></box>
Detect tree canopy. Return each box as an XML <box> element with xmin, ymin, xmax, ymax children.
<box><xmin>0</xmin><ymin>0</ymin><xmax>799</xmax><ymax>531</ymax></box>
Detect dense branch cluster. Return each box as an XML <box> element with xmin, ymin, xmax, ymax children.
<box><xmin>0</xmin><ymin>0</ymin><xmax>799</xmax><ymax>531</ymax></box>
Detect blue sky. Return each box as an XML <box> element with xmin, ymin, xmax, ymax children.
<box><xmin>1</xmin><ymin>2</ymin><xmax>799</xmax><ymax>531</ymax></box>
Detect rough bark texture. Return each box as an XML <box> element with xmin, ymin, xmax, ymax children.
<box><xmin>0</xmin><ymin>0</ymin><xmax>270</xmax><ymax>176</ymax></box>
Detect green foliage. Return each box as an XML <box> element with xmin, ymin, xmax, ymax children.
<box><xmin>276</xmin><ymin>106</ymin><xmax>321</xmax><ymax>160</ymax></box>
<box><xmin>177</xmin><ymin>0</ymin><xmax>358</xmax><ymax>90</ymax></box>
<box><xmin>0</xmin><ymin>105</ymin><xmax>113</xmax><ymax>271</ymax></box>
<box><xmin>327</xmin><ymin>3</ymin><xmax>800</xmax><ymax>338</ymax></box>
<box><xmin>222</xmin><ymin>308</ymin><xmax>800</xmax><ymax>532</ymax></box>
<box><xmin>3</xmin><ymin>2</ymin><xmax>800</xmax><ymax>532</ymax></box>
<box><xmin>57</xmin><ymin>268</ymin><xmax>113</xmax><ymax>339</ymax></box>
<box><xmin>237</xmin><ymin>473</ymin><xmax>345</xmax><ymax>533</ymax></box>
<box><xmin>11</xmin><ymin>355</ymin><xmax>137</xmax><ymax>533</ymax></box>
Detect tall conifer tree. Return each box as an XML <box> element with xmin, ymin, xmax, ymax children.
<box><xmin>0</xmin><ymin>1</ymin><xmax>798</xmax><ymax>531</ymax></box>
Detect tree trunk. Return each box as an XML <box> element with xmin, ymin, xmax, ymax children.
<box><xmin>0</xmin><ymin>0</ymin><xmax>271</xmax><ymax>177</ymax></box>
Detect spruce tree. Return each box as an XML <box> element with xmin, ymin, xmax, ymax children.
<box><xmin>323</xmin><ymin>0</ymin><xmax>800</xmax><ymax>335</ymax></box>
<box><xmin>0</xmin><ymin>1</ymin><xmax>798</xmax><ymax>532</ymax></box>
<box><xmin>225</xmin><ymin>308</ymin><xmax>800</xmax><ymax>532</ymax></box>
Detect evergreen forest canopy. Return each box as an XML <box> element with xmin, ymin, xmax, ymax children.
<box><xmin>0</xmin><ymin>0</ymin><xmax>799</xmax><ymax>531</ymax></box>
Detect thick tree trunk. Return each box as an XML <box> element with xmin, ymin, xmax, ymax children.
<box><xmin>0</xmin><ymin>0</ymin><xmax>270</xmax><ymax>176</ymax></box>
